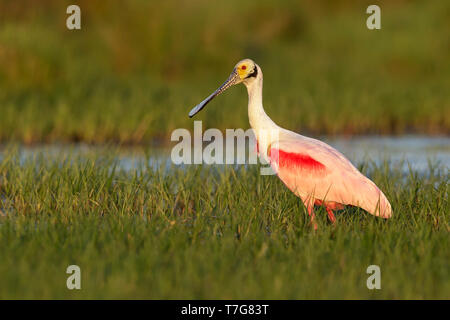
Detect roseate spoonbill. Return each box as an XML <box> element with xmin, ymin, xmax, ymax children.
<box><xmin>189</xmin><ymin>59</ymin><xmax>392</xmax><ymax>228</ymax></box>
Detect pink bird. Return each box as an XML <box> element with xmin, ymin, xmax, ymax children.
<box><xmin>189</xmin><ymin>59</ymin><xmax>392</xmax><ymax>228</ymax></box>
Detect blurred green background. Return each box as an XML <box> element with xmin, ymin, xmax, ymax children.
<box><xmin>0</xmin><ymin>0</ymin><xmax>449</xmax><ymax>144</ymax></box>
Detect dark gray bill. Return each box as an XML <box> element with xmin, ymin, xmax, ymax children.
<box><xmin>189</xmin><ymin>70</ymin><xmax>239</xmax><ymax>118</ymax></box>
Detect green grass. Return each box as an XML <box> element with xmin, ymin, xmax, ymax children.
<box><xmin>0</xmin><ymin>0</ymin><xmax>449</xmax><ymax>144</ymax></box>
<box><xmin>0</xmin><ymin>148</ymin><xmax>448</xmax><ymax>299</ymax></box>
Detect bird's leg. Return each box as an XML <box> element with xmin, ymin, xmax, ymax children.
<box><xmin>302</xmin><ymin>197</ymin><xmax>318</xmax><ymax>230</ymax></box>
<box><xmin>306</xmin><ymin>203</ymin><xmax>318</xmax><ymax>230</ymax></box>
<box><xmin>325</xmin><ymin>207</ymin><xmax>336</xmax><ymax>224</ymax></box>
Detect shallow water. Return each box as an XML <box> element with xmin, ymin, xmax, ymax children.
<box><xmin>324</xmin><ymin>135</ymin><xmax>449</xmax><ymax>173</ymax></box>
<box><xmin>1</xmin><ymin>135</ymin><xmax>449</xmax><ymax>175</ymax></box>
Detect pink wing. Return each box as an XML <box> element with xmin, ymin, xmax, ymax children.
<box><xmin>268</xmin><ymin>138</ymin><xmax>392</xmax><ymax>218</ymax></box>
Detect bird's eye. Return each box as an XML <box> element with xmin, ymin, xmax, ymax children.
<box><xmin>241</xmin><ymin>65</ymin><xmax>247</xmax><ymax>70</ymax></box>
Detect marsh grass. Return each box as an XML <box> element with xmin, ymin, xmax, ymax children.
<box><xmin>0</xmin><ymin>148</ymin><xmax>448</xmax><ymax>299</ymax></box>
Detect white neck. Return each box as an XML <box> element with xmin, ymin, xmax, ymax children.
<box><xmin>245</xmin><ymin>67</ymin><xmax>280</xmax><ymax>156</ymax></box>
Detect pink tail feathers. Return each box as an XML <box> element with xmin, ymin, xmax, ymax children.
<box><xmin>362</xmin><ymin>189</ymin><xmax>392</xmax><ymax>219</ymax></box>
<box><xmin>355</xmin><ymin>177</ymin><xmax>392</xmax><ymax>219</ymax></box>
<box><xmin>379</xmin><ymin>192</ymin><xmax>392</xmax><ymax>218</ymax></box>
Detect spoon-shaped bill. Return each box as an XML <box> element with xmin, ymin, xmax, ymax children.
<box><xmin>189</xmin><ymin>70</ymin><xmax>239</xmax><ymax>118</ymax></box>
<box><xmin>188</xmin><ymin>91</ymin><xmax>217</xmax><ymax>118</ymax></box>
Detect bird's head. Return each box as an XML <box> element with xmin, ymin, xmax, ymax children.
<box><xmin>189</xmin><ymin>59</ymin><xmax>259</xmax><ymax>118</ymax></box>
<box><xmin>235</xmin><ymin>59</ymin><xmax>259</xmax><ymax>83</ymax></box>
